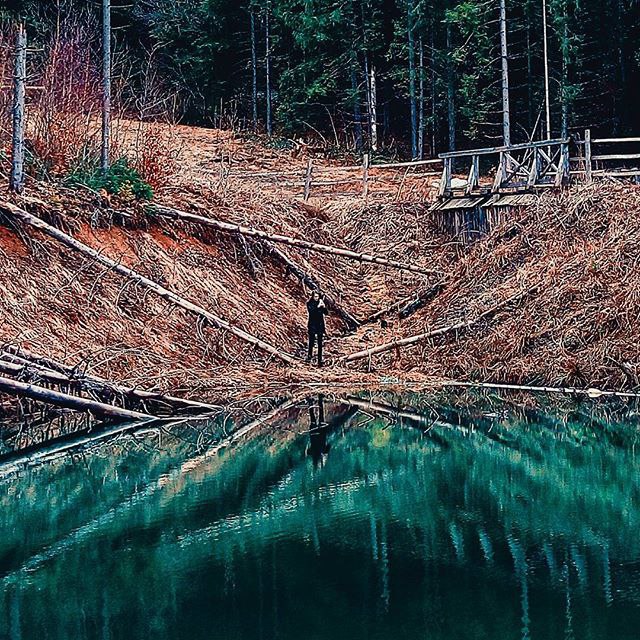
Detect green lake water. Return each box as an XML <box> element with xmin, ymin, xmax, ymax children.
<box><xmin>1</xmin><ymin>389</ymin><xmax>640</xmax><ymax>639</ymax></box>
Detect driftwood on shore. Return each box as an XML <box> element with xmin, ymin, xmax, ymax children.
<box><xmin>0</xmin><ymin>200</ymin><xmax>297</xmax><ymax>365</ymax></box>
<box><xmin>148</xmin><ymin>204</ymin><xmax>441</xmax><ymax>276</ymax></box>
<box><xmin>0</xmin><ymin>375</ymin><xmax>152</xmax><ymax>420</ymax></box>
<box><xmin>0</xmin><ymin>346</ymin><xmax>221</xmax><ymax>414</ymax></box>
<box><xmin>344</xmin><ymin>288</ymin><xmax>535</xmax><ymax>363</ymax></box>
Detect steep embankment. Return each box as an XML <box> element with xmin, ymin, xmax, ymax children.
<box><xmin>1</xmin><ymin>123</ymin><xmax>638</xmax><ymax>395</ymax></box>
<box><xmin>0</xmin><ymin>125</ymin><xmax>451</xmax><ymax>396</ymax></box>
<box><xmin>340</xmin><ymin>181</ymin><xmax>640</xmax><ymax>390</ymax></box>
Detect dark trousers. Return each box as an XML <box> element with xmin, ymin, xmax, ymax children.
<box><xmin>307</xmin><ymin>330</ymin><xmax>324</xmax><ymax>365</ymax></box>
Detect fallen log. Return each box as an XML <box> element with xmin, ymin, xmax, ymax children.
<box><xmin>344</xmin><ymin>287</ymin><xmax>535</xmax><ymax>363</ymax></box>
<box><xmin>0</xmin><ymin>201</ymin><xmax>296</xmax><ymax>365</ymax></box>
<box><xmin>148</xmin><ymin>204</ymin><xmax>440</xmax><ymax>276</ymax></box>
<box><xmin>363</xmin><ymin>282</ymin><xmax>445</xmax><ymax>325</ymax></box>
<box><xmin>0</xmin><ymin>375</ymin><xmax>152</xmax><ymax>420</ymax></box>
<box><xmin>1</xmin><ymin>346</ymin><xmax>222</xmax><ymax>413</ymax></box>
<box><xmin>261</xmin><ymin>242</ymin><xmax>360</xmax><ymax>331</ymax></box>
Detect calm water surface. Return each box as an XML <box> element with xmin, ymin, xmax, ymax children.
<box><xmin>1</xmin><ymin>390</ymin><xmax>639</xmax><ymax>639</ymax></box>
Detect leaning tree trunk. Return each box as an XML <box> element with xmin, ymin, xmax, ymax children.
<box><xmin>10</xmin><ymin>22</ymin><xmax>27</xmax><ymax>194</ymax></box>
<box><xmin>101</xmin><ymin>0</ymin><xmax>111</xmax><ymax>175</ymax></box>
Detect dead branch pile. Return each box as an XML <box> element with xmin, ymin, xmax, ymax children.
<box><xmin>340</xmin><ymin>181</ymin><xmax>640</xmax><ymax>390</ymax></box>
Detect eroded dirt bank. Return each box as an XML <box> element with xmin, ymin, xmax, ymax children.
<box><xmin>1</xmin><ymin>125</ymin><xmax>639</xmax><ymax>402</ymax></box>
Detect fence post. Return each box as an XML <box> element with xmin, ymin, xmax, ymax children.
<box><xmin>465</xmin><ymin>155</ymin><xmax>479</xmax><ymax>195</ymax></box>
<box><xmin>584</xmin><ymin>128</ymin><xmax>592</xmax><ymax>182</ymax></box>
<box><xmin>303</xmin><ymin>157</ymin><xmax>313</xmax><ymax>201</ymax></box>
<box><xmin>438</xmin><ymin>157</ymin><xmax>451</xmax><ymax>197</ymax></box>
<box><xmin>554</xmin><ymin>141</ymin><xmax>570</xmax><ymax>186</ymax></box>
<box><xmin>492</xmin><ymin>152</ymin><xmax>505</xmax><ymax>192</ymax></box>
<box><xmin>362</xmin><ymin>152</ymin><xmax>370</xmax><ymax>198</ymax></box>
<box><xmin>527</xmin><ymin>147</ymin><xmax>539</xmax><ymax>187</ymax></box>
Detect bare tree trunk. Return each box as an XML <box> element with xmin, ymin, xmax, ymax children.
<box><xmin>446</xmin><ymin>22</ymin><xmax>455</xmax><ymax>154</ymax></box>
<box><xmin>560</xmin><ymin>0</ymin><xmax>569</xmax><ymax>140</ymax></box>
<box><xmin>430</xmin><ymin>21</ymin><xmax>437</xmax><ymax>157</ymax></box>
<box><xmin>149</xmin><ymin>203</ymin><xmax>441</xmax><ymax>275</ymax></box>
<box><xmin>251</xmin><ymin>10</ymin><xmax>258</xmax><ymax>130</ymax></box>
<box><xmin>101</xmin><ymin>0</ymin><xmax>111</xmax><ymax>175</ymax></box>
<box><xmin>10</xmin><ymin>22</ymin><xmax>26</xmax><ymax>194</ymax></box>
<box><xmin>0</xmin><ymin>375</ymin><xmax>152</xmax><ymax>420</ymax></box>
<box><xmin>418</xmin><ymin>37</ymin><xmax>424</xmax><ymax>159</ymax></box>
<box><xmin>351</xmin><ymin>58</ymin><xmax>363</xmax><ymax>151</ymax></box>
<box><xmin>369</xmin><ymin>65</ymin><xmax>378</xmax><ymax>152</ymax></box>
<box><xmin>499</xmin><ymin>0</ymin><xmax>511</xmax><ymax>147</ymax></box>
<box><xmin>265</xmin><ymin>6</ymin><xmax>273</xmax><ymax>136</ymax></box>
<box><xmin>407</xmin><ymin>0</ymin><xmax>418</xmax><ymax>159</ymax></box>
<box><xmin>542</xmin><ymin>0</ymin><xmax>552</xmax><ymax>140</ymax></box>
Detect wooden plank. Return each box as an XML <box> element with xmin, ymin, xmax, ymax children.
<box><xmin>369</xmin><ymin>158</ymin><xmax>442</xmax><ymax>169</ymax></box>
<box><xmin>439</xmin><ymin>138</ymin><xmax>568</xmax><ymax>160</ymax></box>
<box><xmin>591</xmin><ymin>153</ymin><xmax>640</xmax><ymax>161</ymax></box>
<box><xmin>492</xmin><ymin>152</ymin><xmax>506</xmax><ymax>192</ymax></box>
<box><xmin>592</xmin><ymin>137</ymin><xmax>640</xmax><ymax>144</ymax></box>
<box><xmin>465</xmin><ymin>155</ymin><xmax>478</xmax><ymax>195</ymax></box>
<box><xmin>438</xmin><ymin>157</ymin><xmax>452</xmax><ymax>197</ymax></box>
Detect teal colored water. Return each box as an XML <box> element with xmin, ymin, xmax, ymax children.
<box><xmin>1</xmin><ymin>390</ymin><xmax>640</xmax><ymax>639</ymax></box>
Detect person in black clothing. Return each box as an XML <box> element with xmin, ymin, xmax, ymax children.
<box><xmin>307</xmin><ymin>394</ymin><xmax>330</xmax><ymax>468</ymax></box>
<box><xmin>306</xmin><ymin>290</ymin><xmax>328</xmax><ymax>366</ymax></box>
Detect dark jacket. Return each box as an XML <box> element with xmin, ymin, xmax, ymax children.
<box><xmin>307</xmin><ymin>298</ymin><xmax>328</xmax><ymax>333</ymax></box>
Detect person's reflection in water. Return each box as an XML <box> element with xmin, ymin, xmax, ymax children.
<box><xmin>307</xmin><ymin>395</ymin><xmax>331</xmax><ymax>468</ymax></box>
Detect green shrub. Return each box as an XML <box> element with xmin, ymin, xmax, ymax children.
<box><xmin>67</xmin><ymin>157</ymin><xmax>153</xmax><ymax>201</ymax></box>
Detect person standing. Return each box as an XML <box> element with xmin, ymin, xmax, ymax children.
<box><xmin>306</xmin><ymin>291</ymin><xmax>328</xmax><ymax>366</ymax></box>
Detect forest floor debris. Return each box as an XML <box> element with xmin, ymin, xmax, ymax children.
<box><xmin>1</xmin><ymin>123</ymin><xmax>639</xmax><ymax>413</ymax></box>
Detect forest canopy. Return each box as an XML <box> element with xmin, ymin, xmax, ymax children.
<box><xmin>1</xmin><ymin>0</ymin><xmax>639</xmax><ymax>158</ymax></box>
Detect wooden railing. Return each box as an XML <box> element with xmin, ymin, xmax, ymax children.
<box><xmin>438</xmin><ymin>138</ymin><xmax>570</xmax><ymax>197</ymax></box>
<box><xmin>573</xmin><ymin>130</ymin><xmax>640</xmax><ymax>181</ymax></box>
<box><xmin>230</xmin><ymin>154</ymin><xmax>442</xmax><ymax>200</ymax></box>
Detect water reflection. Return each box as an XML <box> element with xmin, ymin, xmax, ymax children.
<box><xmin>0</xmin><ymin>388</ymin><xmax>639</xmax><ymax>639</ymax></box>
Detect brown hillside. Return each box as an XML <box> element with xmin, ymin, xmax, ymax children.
<box><xmin>1</xmin><ymin>124</ymin><xmax>639</xmax><ymax>396</ymax></box>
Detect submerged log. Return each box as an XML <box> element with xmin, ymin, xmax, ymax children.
<box><xmin>0</xmin><ymin>375</ymin><xmax>152</xmax><ymax>420</ymax></box>
<box><xmin>148</xmin><ymin>204</ymin><xmax>440</xmax><ymax>276</ymax></box>
<box><xmin>344</xmin><ymin>287</ymin><xmax>535</xmax><ymax>363</ymax></box>
<box><xmin>0</xmin><ymin>201</ymin><xmax>297</xmax><ymax>365</ymax></box>
<box><xmin>1</xmin><ymin>346</ymin><xmax>221</xmax><ymax>413</ymax></box>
